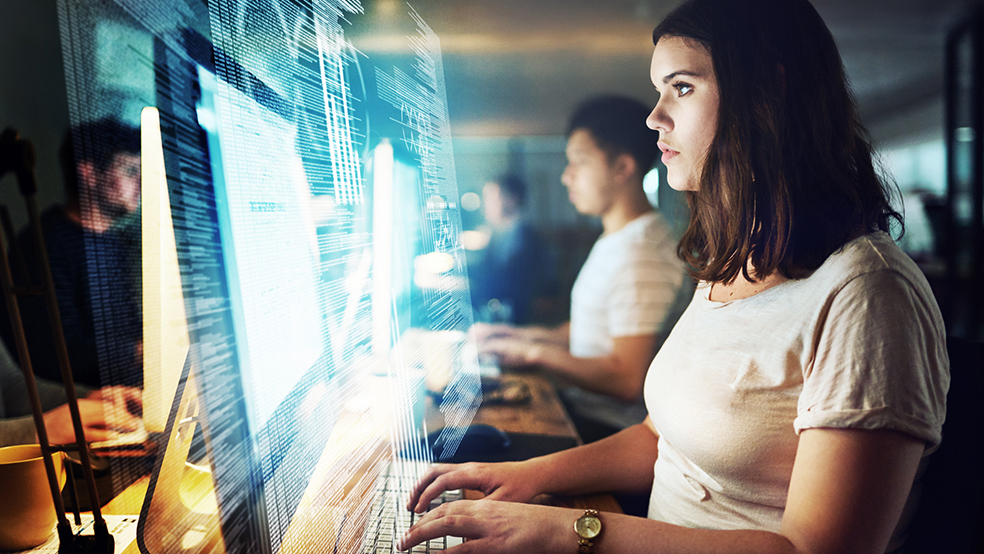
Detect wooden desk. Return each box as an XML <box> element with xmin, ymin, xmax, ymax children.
<box><xmin>101</xmin><ymin>371</ymin><xmax>620</xmax><ymax>552</ymax></box>
<box><xmin>468</xmin><ymin>373</ymin><xmax>582</xmax><ymax>440</ymax></box>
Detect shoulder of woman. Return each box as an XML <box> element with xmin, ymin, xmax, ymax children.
<box><xmin>809</xmin><ymin>231</ymin><xmax>926</xmax><ymax>291</ymax></box>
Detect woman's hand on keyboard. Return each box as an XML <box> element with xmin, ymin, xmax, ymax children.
<box><xmin>407</xmin><ymin>461</ymin><xmax>543</xmax><ymax>514</ymax></box>
<box><xmin>398</xmin><ymin>498</ymin><xmax>575</xmax><ymax>554</ymax></box>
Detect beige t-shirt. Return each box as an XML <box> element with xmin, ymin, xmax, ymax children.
<box><xmin>644</xmin><ymin>232</ymin><xmax>949</xmax><ymax>535</ymax></box>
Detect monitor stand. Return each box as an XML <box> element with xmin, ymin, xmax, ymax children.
<box><xmin>137</xmin><ymin>354</ymin><xmax>225</xmax><ymax>554</ymax></box>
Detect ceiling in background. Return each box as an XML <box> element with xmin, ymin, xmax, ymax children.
<box><xmin>354</xmin><ymin>0</ymin><xmax>979</xmax><ymax>137</ymax></box>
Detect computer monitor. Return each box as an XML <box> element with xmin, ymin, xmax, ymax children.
<box><xmin>140</xmin><ymin>105</ymin><xmax>189</xmax><ymax>435</ymax></box>
<box><xmin>131</xmin><ymin>5</ymin><xmax>481</xmax><ymax>553</ymax></box>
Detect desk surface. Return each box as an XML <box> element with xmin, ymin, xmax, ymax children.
<box><xmin>101</xmin><ymin>371</ymin><xmax>620</xmax><ymax>552</ymax></box>
<box><xmin>469</xmin><ymin>373</ymin><xmax>582</xmax><ymax>440</ymax></box>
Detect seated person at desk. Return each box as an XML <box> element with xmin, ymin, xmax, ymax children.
<box><xmin>398</xmin><ymin>1</ymin><xmax>948</xmax><ymax>553</ymax></box>
<box><xmin>478</xmin><ymin>96</ymin><xmax>688</xmax><ymax>442</ymax></box>
<box><xmin>469</xmin><ymin>173</ymin><xmax>552</xmax><ymax>325</ymax></box>
<box><xmin>0</xmin><ymin>341</ymin><xmax>142</xmax><ymax>447</ymax></box>
<box><xmin>0</xmin><ymin>118</ymin><xmax>143</xmax><ymax>389</ymax></box>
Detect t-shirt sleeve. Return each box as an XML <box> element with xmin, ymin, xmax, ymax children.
<box><xmin>794</xmin><ymin>270</ymin><xmax>949</xmax><ymax>450</ymax></box>
<box><xmin>608</xmin><ymin>239</ymin><xmax>684</xmax><ymax>338</ymax></box>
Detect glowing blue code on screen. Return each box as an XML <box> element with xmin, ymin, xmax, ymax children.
<box><xmin>56</xmin><ymin>0</ymin><xmax>481</xmax><ymax>552</ymax></box>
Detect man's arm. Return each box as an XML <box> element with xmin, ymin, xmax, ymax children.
<box><xmin>520</xmin><ymin>322</ymin><xmax>570</xmax><ymax>346</ymax></box>
<box><xmin>0</xmin><ymin>341</ymin><xmax>87</xmax><ymax>414</ymax></box>
<box><xmin>473</xmin><ymin>322</ymin><xmax>570</xmax><ymax>348</ymax></box>
<box><xmin>482</xmin><ymin>333</ymin><xmax>657</xmax><ymax>402</ymax></box>
<box><xmin>0</xmin><ymin>416</ymin><xmax>45</xmax><ymax>448</ymax></box>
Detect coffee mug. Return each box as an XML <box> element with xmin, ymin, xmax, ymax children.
<box><xmin>0</xmin><ymin>444</ymin><xmax>67</xmax><ymax>551</ymax></box>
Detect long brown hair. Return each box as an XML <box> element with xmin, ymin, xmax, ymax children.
<box><xmin>654</xmin><ymin>0</ymin><xmax>903</xmax><ymax>283</ymax></box>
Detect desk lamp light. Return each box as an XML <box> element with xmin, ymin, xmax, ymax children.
<box><xmin>0</xmin><ymin>128</ymin><xmax>114</xmax><ymax>554</ymax></box>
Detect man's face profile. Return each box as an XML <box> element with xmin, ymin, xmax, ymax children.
<box><xmin>561</xmin><ymin>129</ymin><xmax>617</xmax><ymax>217</ymax></box>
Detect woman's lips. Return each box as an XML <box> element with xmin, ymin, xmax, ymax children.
<box><xmin>658</xmin><ymin>142</ymin><xmax>679</xmax><ymax>163</ymax></box>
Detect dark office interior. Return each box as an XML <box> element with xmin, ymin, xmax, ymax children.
<box><xmin>1</xmin><ymin>1</ymin><xmax>983</xmax><ymax>553</ymax></box>
<box><xmin>3</xmin><ymin>0</ymin><xmax>983</xmax><ymax>338</ymax></box>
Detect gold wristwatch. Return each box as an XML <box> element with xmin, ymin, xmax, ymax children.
<box><xmin>573</xmin><ymin>509</ymin><xmax>602</xmax><ymax>553</ymax></box>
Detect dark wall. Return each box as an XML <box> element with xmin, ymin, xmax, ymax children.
<box><xmin>0</xmin><ymin>0</ymin><xmax>71</xmax><ymax>230</ymax></box>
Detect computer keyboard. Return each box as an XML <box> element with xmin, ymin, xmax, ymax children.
<box><xmin>362</xmin><ymin>460</ymin><xmax>464</xmax><ymax>553</ymax></box>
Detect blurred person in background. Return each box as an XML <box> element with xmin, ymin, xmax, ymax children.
<box><xmin>0</xmin><ymin>118</ymin><xmax>142</xmax><ymax>389</ymax></box>
<box><xmin>0</xmin><ymin>340</ymin><xmax>142</xmax><ymax>447</ymax></box>
<box><xmin>477</xmin><ymin>96</ymin><xmax>690</xmax><ymax>443</ymax></box>
<box><xmin>469</xmin><ymin>173</ymin><xmax>553</xmax><ymax>325</ymax></box>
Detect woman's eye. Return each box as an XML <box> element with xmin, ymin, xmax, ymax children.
<box><xmin>673</xmin><ymin>83</ymin><xmax>693</xmax><ymax>96</ymax></box>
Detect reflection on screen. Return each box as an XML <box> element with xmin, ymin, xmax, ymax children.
<box><xmin>56</xmin><ymin>0</ymin><xmax>481</xmax><ymax>552</ymax></box>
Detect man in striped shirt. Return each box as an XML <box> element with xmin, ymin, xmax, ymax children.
<box><xmin>476</xmin><ymin>96</ymin><xmax>690</xmax><ymax>442</ymax></box>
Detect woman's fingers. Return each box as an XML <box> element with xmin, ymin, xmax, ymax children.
<box><xmin>407</xmin><ymin>464</ymin><xmax>455</xmax><ymax>511</ymax></box>
<box><xmin>398</xmin><ymin>502</ymin><xmax>483</xmax><ymax>551</ymax></box>
<box><xmin>411</xmin><ymin>466</ymin><xmax>484</xmax><ymax>513</ymax></box>
<box><xmin>397</xmin><ymin>499</ymin><xmax>569</xmax><ymax>554</ymax></box>
<box><xmin>407</xmin><ymin>461</ymin><xmax>539</xmax><ymax>513</ymax></box>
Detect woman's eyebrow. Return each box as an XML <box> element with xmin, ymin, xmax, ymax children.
<box><xmin>662</xmin><ymin>70</ymin><xmax>704</xmax><ymax>84</ymax></box>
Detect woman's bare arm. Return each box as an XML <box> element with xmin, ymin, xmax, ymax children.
<box><xmin>401</xmin><ymin>428</ymin><xmax>924</xmax><ymax>554</ymax></box>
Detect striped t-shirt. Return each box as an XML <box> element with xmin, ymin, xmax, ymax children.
<box><xmin>564</xmin><ymin>211</ymin><xmax>689</xmax><ymax>430</ymax></box>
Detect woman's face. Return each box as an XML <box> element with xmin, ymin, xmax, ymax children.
<box><xmin>646</xmin><ymin>36</ymin><xmax>720</xmax><ymax>192</ymax></box>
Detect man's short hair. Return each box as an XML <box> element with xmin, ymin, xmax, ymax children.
<box><xmin>491</xmin><ymin>173</ymin><xmax>527</xmax><ymax>207</ymax></box>
<box><xmin>566</xmin><ymin>96</ymin><xmax>659</xmax><ymax>176</ymax></box>
<box><xmin>58</xmin><ymin>118</ymin><xmax>140</xmax><ymax>200</ymax></box>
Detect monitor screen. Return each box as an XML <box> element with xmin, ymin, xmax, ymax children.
<box><xmin>54</xmin><ymin>1</ymin><xmax>482</xmax><ymax>552</ymax></box>
<box><xmin>196</xmin><ymin>65</ymin><xmax>325</xmax><ymax>432</ymax></box>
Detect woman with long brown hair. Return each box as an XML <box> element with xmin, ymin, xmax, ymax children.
<box><xmin>397</xmin><ymin>1</ymin><xmax>949</xmax><ymax>552</ymax></box>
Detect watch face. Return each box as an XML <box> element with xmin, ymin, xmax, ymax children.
<box><xmin>575</xmin><ymin>515</ymin><xmax>601</xmax><ymax>539</ymax></box>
